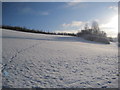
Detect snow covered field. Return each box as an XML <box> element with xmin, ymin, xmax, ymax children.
<box><xmin>2</xmin><ymin>29</ymin><xmax>118</xmax><ymax>88</ymax></box>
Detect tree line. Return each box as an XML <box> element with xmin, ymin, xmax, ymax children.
<box><xmin>2</xmin><ymin>25</ymin><xmax>76</xmax><ymax>36</ymax></box>
<box><xmin>2</xmin><ymin>22</ymin><xmax>114</xmax><ymax>44</ymax></box>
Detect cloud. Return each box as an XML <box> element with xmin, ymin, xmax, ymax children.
<box><xmin>65</xmin><ymin>2</ymin><xmax>88</xmax><ymax>9</ymax></box>
<box><xmin>20</xmin><ymin>7</ymin><xmax>49</xmax><ymax>16</ymax></box>
<box><xmin>40</xmin><ymin>12</ymin><xmax>49</xmax><ymax>15</ymax></box>
<box><xmin>21</xmin><ymin>7</ymin><xmax>32</xmax><ymax>14</ymax></box>
<box><xmin>66</xmin><ymin>2</ymin><xmax>81</xmax><ymax>7</ymax></box>
<box><xmin>60</xmin><ymin>21</ymin><xmax>86</xmax><ymax>34</ymax></box>
<box><xmin>57</xmin><ymin>21</ymin><xmax>85</xmax><ymax>34</ymax></box>
<box><xmin>109</xmin><ymin>6</ymin><xmax>118</xmax><ymax>11</ymax></box>
<box><xmin>62</xmin><ymin>21</ymin><xmax>85</xmax><ymax>27</ymax></box>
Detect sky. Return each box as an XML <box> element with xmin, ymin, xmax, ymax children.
<box><xmin>2</xmin><ymin>2</ymin><xmax>118</xmax><ymax>37</ymax></box>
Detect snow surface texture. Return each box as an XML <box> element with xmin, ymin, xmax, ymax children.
<box><xmin>2</xmin><ymin>29</ymin><xmax>118</xmax><ymax>88</ymax></box>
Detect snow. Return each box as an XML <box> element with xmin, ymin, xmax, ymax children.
<box><xmin>2</xmin><ymin>29</ymin><xmax>118</xmax><ymax>88</ymax></box>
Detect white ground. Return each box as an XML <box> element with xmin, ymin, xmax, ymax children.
<box><xmin>2</xmin><ymin>29</ymin><xmax>118</xmax><ymax>88</ymax></box>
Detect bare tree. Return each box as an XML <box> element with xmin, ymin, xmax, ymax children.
<box><xmin>91</xmin><ymin>21</ymin><xmax>100</xmax><ymax>31</ymax></box>
<box><xmin>84</xmin><ymin>23</ymin><xmax>89</xmax><ymax>30</ymax></box>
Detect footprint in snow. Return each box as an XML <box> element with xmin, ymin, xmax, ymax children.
<box><xmin>112</xmin><ymin>78</ymin><xmax>116</xmax><ymax>79</ymax></box>
<box><xmin>101</xmin><ymin>86</ymin><xmax>107</xmax><ymax>88</ymax></box>
<box><xmin>107</xmin><ymin>81</ymin><xmax>112</xmax><ymax>83</ymax></box>
<box><xmin>3</xmin><ymin>70</ymin><xmax>9</xmax><ymax>77</ymax></box>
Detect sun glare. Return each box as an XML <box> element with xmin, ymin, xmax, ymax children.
<box><xmin>109</xmin><ymin>15</ymin><xmax>118</xmax><ymax>33</ymax></box>
<box><xmin>101</xmin><ymin>15</ymin><xmax>118</xmax><ymax>37</ymax></box>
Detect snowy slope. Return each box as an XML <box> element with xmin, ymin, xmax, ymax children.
<box><xmin>2</xmin><ymin>29</ymin><xmax>118</xmax><ymax>88</ymax></box>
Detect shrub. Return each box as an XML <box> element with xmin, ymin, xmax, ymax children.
<box><xmin>77</xmin><ymin>21</ymin><xmax>110</xmax><ymax>44</ymax></box>
<box><xmin>82</xmin><ymin>34</ymin><xmax>110</xmax><ymax>44</ymax></box>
